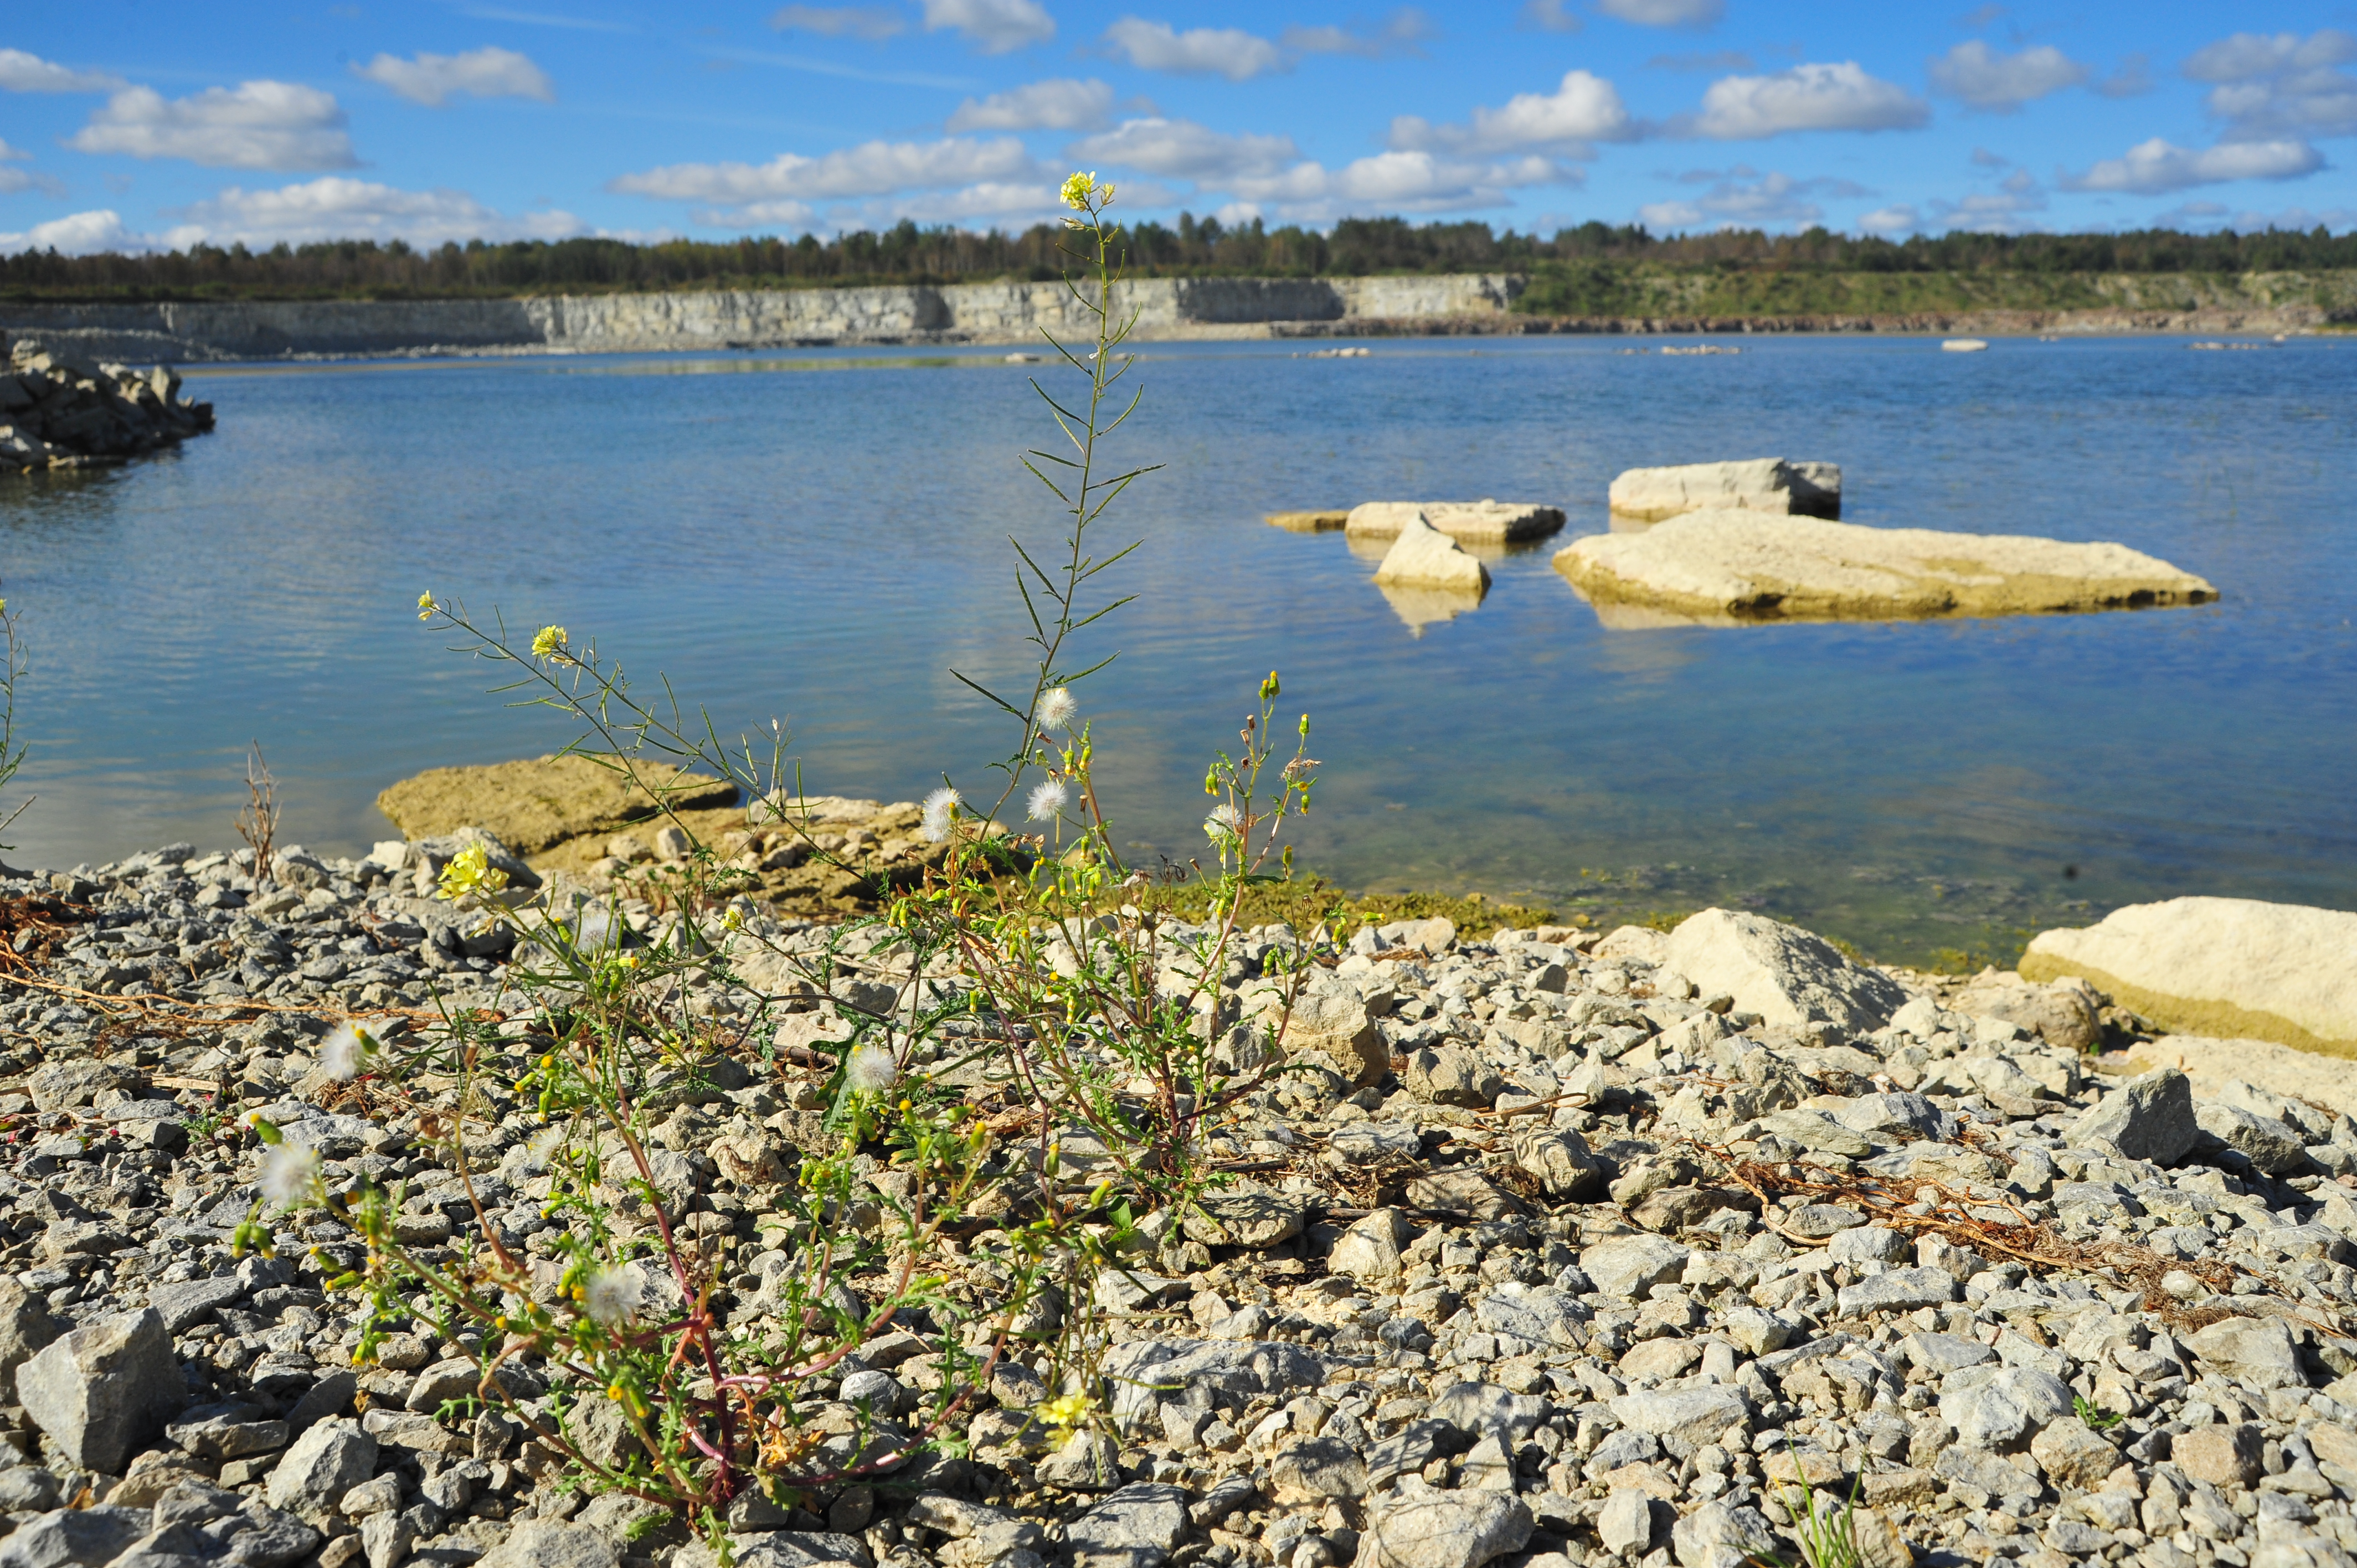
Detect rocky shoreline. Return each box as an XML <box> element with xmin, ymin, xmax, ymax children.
<box><xmin>1</xmin><ymin>822</ymin><xmax>2356</xmax><ymax>1568</ymax></box>
<box><xmin>1</xmin><ymin>336</ymin><xmax>214</xmax><ymax>474</ymax></box>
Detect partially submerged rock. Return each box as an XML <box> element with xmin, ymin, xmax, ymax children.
<box><xmin>1346</xmin><ymin>501</ymin><xmax>1565</xmax><ymax>543</ymax></box>
<box><xmin>1606</xmin><ymin>458</ymin><xmax>1840</xmax><ymax>522</ymax></box>
<box><xmin>1265</xmin><ymin>509</ymin><xmax>1349</xmax><ymax>532</ymax></box>
<box><xmin>1375</xmin><ymin>515</ymin><xmax>1491</xmax><ymax>596</ymax></box>
<box><xmin>1553</xmin><ymin>510</ymin><xmax>2217</xmax><ymax>624</ymax></box>
<box><xmin>377</xmin><ymin>754</ymin><xmax>738</xmax><ymax>853</ymax></box>
<box><xmin>2022</xmin><ymin>896</ymin><xmax>2357</xmax><ymax>1056</ymax></box>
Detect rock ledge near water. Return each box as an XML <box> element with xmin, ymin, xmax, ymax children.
<box><xmin>0</xmin><ymin>336</ymin><xmax>214</xmax><ymax>474</ymax></box>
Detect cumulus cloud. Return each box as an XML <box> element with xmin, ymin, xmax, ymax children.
<box><xmin>1928</xmin><ymin>41</ymin><xmax>2087</xmax><ymax>111</ymax></box>
<box><xmin>1226</xmin><ymin>149</ymin><xmax>1569</xmax><ymax>220</ymax></box>
<box><xmin>612</xmin><ymin>135</ymin><xmax>1039</xmax><ymax>204</ymax></box>
<box><xmin>1388</xmin><ymin>70</ymin><xmax>1633</xmax><ymax>156</ymax></box>
<box><xmin>353</xmin><ymin>47</ymin><xmax>554</xmax><ymax>106</ymax></box>
<box><xmin>948</xmin><ymin>78</ymin><xmax>1113</xmax><ymax>131</ymax></box>
<box><xmin>1280</xmin><ymin>9</ymin><xmax>1433</xmax><ymax>59</ymax></box>
<box><xmin>0</xmin><ymin>49</ymin><xmax>125</xmax><ymax>94</ymax></box>
<box><xmin>770</xmin><ymin>3</ymin><xmax>905</xmax><ymax>38</ymax></box>
<box><xmin>1930</xmin><ymin>169</ymin><xmax>2050</xmax><ymax>232</ymax></box>
<box><xmin>1598</xmin><ymin>0</ymin><xmax>1723</xmax><ymax>28</ymax></box>
<box><xmin>0</xmin><ymin>209</ymin><xmax>189</xmax><ymax>256</ymax></box>
<box><xmin>1066</xmin><ymin>117</ymin><xmax>1296</xmax><ymax>181</ymax></box>
<box><xmin>1857</xmin><ymin>204</ymin><xmax>1919</xmax><ymax>234</ymax></box>
<box><xmin>168</xmin><ymin>177</ymin><xmax>583</xmax><ymax>245</ymax></box>
<box><xmin>1637</xmin><ymin>169</ymin><xmax>1864</xmax><ymax>230</ymax></box>
<box><xmin>1519</xmin><ymin>0</ymin><xmax>1580</xmax><ymax>32</ymax></box>
<box><xmin>1690</xmin><ymin>61</ymin><xmax>1930</xmax><ymax>139</ymax></box>
<box><xmin>2061</xmin><ymin>137</ymin><xmax>2324</xmax><ymax>194</ymax></box>
<box><xmin>68</xmin><ymin>81</ymin><xmax>358</xmax><ymax>171</ymax></box>
<box><xmin>2184</xmin><ymin>30</ymin><xmax>2357</xmax><ymax>142</ymax></box>
<box><xmin>922</xmin><ymin>0</ymin><xmax>1054</xmax><ymax>54</ymax></box>
<box><xmin>1101</xmin><ymin>19</ymin><xmax>1283</xmax><ymax>81</ymax></box>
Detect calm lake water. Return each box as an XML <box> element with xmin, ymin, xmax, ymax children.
<box><xmin>3</xmin><ymin>333</ymin><xmax>2352</xmax><ymax>966</ymax></box>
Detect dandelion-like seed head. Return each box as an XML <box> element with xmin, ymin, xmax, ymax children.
<box><xmin>320</xmin><ymin>1023</ymin><xmax>378</xmax><ymax>1083</ymax></box>
<box><xmin>1027</xmin><ymin>778</ymin><xmax>1071</xmax><ymax>822</ymax></box>
<box><xmin>531</xmin><ymin>625</ymin><xmax>568</xmax><ymax>660</ymax></box>
<box><xmin>1203</xmin><ymin>803</ymin><xmax>1245</xmax><ymax>840</ymax></box>
<box><xmin>527</xmin><ymin>1124</ymin><xmax>566</xmax><ymax>1164</ymax></box>
<box><xmin>581</xmin><ymin>1263</ymin><xmax>644</xmax><ymax>1327</ymax></box>
<box><xmin>1036</xmin><ymin>687</ymin><xmax>1078</xmax><ymax>730</ymax></box>
<box><xmin>259</xmin><ymin>1143</ymin><xmax>322</xmax><ymax>1210</ymax></box>
<box><xmin>845</xmin><ymin>1041</ymin><xmax>900</xmax><ymax>1096</ymax></box>
<box><xmin>920</xmin><ymin>786</ymin><xmax>962</xmax><ymax>843</ymax></box>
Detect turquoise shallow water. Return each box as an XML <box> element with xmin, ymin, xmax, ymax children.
<box><xmin>1</xmin><ymin>333</ymin><xmax>2352</xmax><ymax>966</ymax></box>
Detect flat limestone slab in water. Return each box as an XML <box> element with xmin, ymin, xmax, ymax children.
<box><xmin>1345</xmin><ymin>499</ymin><xmax>1565</xmax><ymax>543</ymax></box>
<box><xmin>2024</xmin><ymin>896</ymin><xmax>2357</xmax><ymax>1056</ymax></box>
<box><xmin>1553</xmin><ymin>509</ymin><xmax>2216</xmax><ymax>624</ymax></box>
<box><xmin>377</xmin><ymin>754</ymin><xmax>739</xmax><ymax>853</ymax></box>
<box><xmin>1607</xmin><ymin>457</ymin><xmax>1840</xmax><ymax>522</ymax></box>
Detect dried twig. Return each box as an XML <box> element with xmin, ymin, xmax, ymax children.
<box><xmin>234</xmin><ymin>741</ymin><xmax>280</xmax><ymax>885</ymax></box>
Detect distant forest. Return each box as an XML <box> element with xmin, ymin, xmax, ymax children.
<box><xmin>4</xmin><ymin>215</ymin><xmax>2355</xmax><ymax>303</ymax></box>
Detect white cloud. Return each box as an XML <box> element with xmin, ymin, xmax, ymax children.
<box><xmin>1691</xmin><ymin>61</ymin><xmax>1930</xmax><ymax>139</ymax></box>
<box><xmin>1067</xmin><ymin>117</ymin><xmax>1296</xmax><ymax>181</ymax></box>
<box><xmin>1280</xmin><ymin>9</ymin><xmax>1433</xmax><ymax>59</ymax></box>
<box><xmin>770</xmin><ymin>3</ymin><xmax>905</xmax><ymax>38</ymax></box>
<box><xmin>948</xmin><ymin>78</ymin><xmax>1113</xmax><ymax>131</ymax></box>
<box><xmin>1389</xmin><ymin>69</ymin><xmax>1632</xmax><ymax>155</ymax></box>
<box><xmin>168</xmin><ymin>177</ymin><xmax>583</xmax><ymax>245</ymax></box>
<box><xmin>1931</xmin><ymin>170</ymin><xmax>2050</xmax><ymax>232</ymax></box>
<box><xmin>2183</xmin><ymin>30</ymin><xmax>2357</xmax><ymax>142</ymax></box>
<box><xmin>0</xmin><ymin>209</ymin><xmax>190</xmax><ymax>256</ymax></box>
<box><xmin>0</xmin><ymin>49</ymin><xmax>125</xmax><ymax>94</ymax></box>
<box><xmin>1519</xmin><ymin>0</ymin><xmax>1581</xmax><ymax>33</ymax></box>
<box><xmin>922</xmin><ymin>0</ymin><xmax>1054</xmax><ymax>54</ymax></box>
<box><xmin>1102</xmin><ymin>19</ymin><xmax>1283</xmax><ymax>81</ymax></box>
<box><xmin>1928</xmin><ymin>41</ymin><xmax>2087</xmax><ymax>111</ymax></box>
<box><xmin>1637</xmin><ymin>169</ymin><xmax>1861</xmax><ymax>231</ymax></box>
<box><xmin>0</xmin><ymin>138</ymin><xmax>63</xmax><ymax>198</ymax></box>
<box><xmin>612</xmin><ymin>136</ymin><xmax>1039</xmax><ymax>204</ymax></box>
<box><xmin>1227</xmin><ymin>149</ymin><xmax>1570</xmax><ymax>220</ymax></box>
<box><xmin>1857</xmin><ymin>204</ymin><xmax>1919</xmax><ymax>234</ymax></box>
<box><xmin>1598</xmin><ymin>0</ymin><xmax>1723</xmax><ymax>27</ymax></box>
<box><xmin>2061</xmin><ymin>137</ymin><xmax>2324</xmax><ymax>194</ymax></box>
<box><xmin>68</xmin><ymin>81</ymin><xmax>358</xmax><ymax>171</ymax></box>
<box><xmin>353</xmin><ymin>47</ymin><xmax>554</xmax><ymax>106</ymax></box>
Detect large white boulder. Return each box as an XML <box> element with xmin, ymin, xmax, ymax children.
<box><xmin>1554</xmin><ymin>510</ymin><xmax>2216</xmax><ymax>624</ymax></box>
<box><xmin>1607</xmin><ymin>458</ymin><xmax>1841</xmax><ymax>522</ymax></box>
<box><xmin>1665</xmin><ymin>908</ymin><xmax>1908</xmax><ymax>1033</ymax></box>
<box><xmin>2023</xmin><ymin>896</ymin><xmax>2357</xmax><ymax>1054</ymax></box>
<box><xmin>1375</xmin><ymin>513</ymin><xmax>1491</xmax><ymax>595</ymax></box>
<box><xmin>1345</xmin><ymin>499</ymin><xmax>1565</xmax><ymax>543</ymax></box>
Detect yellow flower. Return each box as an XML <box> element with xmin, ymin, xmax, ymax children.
<box><xmin>1036</xmin><ymin>1392</ymin><xmax>1093</xmax><ymax>1430</ymax></box>
<box><xmin>1059</xmin><ymin>170</ymin><xmax>1097</xmax><ymax>209</ymax></box>
<box><xmin>435</xmin><ymin>843</ymin><xmax>511</xmax><ymax>902</ymax></box>
<box><xmin>417</xmin><ymin>591</ymin><xmax>436</xmax><ymax>621</ymax></box>
<box><xmin>531</xmin><ymin>625</ymin><xmax>567</xmax><ymax>659</ymax></box>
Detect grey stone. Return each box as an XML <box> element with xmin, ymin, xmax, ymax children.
<box><xmin>27</xmin><ymin>1059</ymin><xmax>140</xmax><ymax>1112</ymax></box>
<box><xmin>359</xmin><ymin>1505</ymin><xmax>425</xmax><ymax>1568</ymax></box>
<box><xmin>2186</xmin><ymin>1316</ymin><xmax>2308</xmax><ymax>1391</ymax></box>
<box><xmin>703</xmin><ymin>1533</ymin><xmax>873</xmax><ymax>1568</ymax></box>
<box><xmin>1036</xmin><ymin>1429</ymin><xmax>1123</xmax><ymax>1490</ymax></box>
<box><xmin>1664</xmin><ymin>909</ymin><xmax>1908</xmax><ymax>1032</ymax></box>
<box><xmin>1352</xmin><ymin>1482</ymin><xmax>1531</xmax><ymax>1568</ymax></box>
<box><xmin>1937</xmin><ymin>1366</ymin><xmax>2072</xmax><ymax>1451</ymax></box>
<box><xmin>2197</xmin><ymin>1101</ymin><xmax>2311</xmax><ymax>1175</ymax></box>
<box><xmin>1608</xmin><ymin>1386</ymin><xmax>1750</xmax><ymax>1447</ymax></box>
<box><xmin>0</xmin><ymin>1506</ymin><xmax>150</xmax><ymax>1568</ymax></box>
<box><xmin>1579</xmin><ymin>1234</ymin><xmax>1691</xmax><ymax>1299</ymax></box>
<box><xmin>1826</xmin><ymin>1226</ymin><xmax>1910</xmax><ymax>1266</ymax></box>
<box><xmin>1270</xmin><ymin>1436</ymin><xmax>1368</xmax><ymax>1503</ymax></box>
<box><xmin>1831</xmin><ymin>1091</ymin><xmax>1955</xmax><ymax>1142</ymax></box>
<box><xmin>2030</xmin><ymin>1417</ymin><xmax>2122</xmax><ymax>1489</ymax></box>
<box><xmin>14</xmin><ymin>1307</ymin><xmax>181</xmax><ymax>1473</ymax></box>
<box><xmin>0</xmin><ymin>1467</ymin><xmax>61</xmax><ymax>1513</ymax></box>
<box><xmin>0</xmin><ymin>1281</ymin><xmax>63</xmax><ymax>1386</ymax></box>
<box><xmin>146</xmin><ymin>1278</ymin><xmax>242</xmax><ymax>1336</ymax></box>
<box><xmin>1761</xmin><ymin>1111</ymin><xmax>1874</xmax><ymax>1158</ymax></box>
<box><xmin>1182</xmin><ymin>1191</ymin><xmax>1305</xmax><ymax>1249</ymax></box>
<box><xmin>163</xmin><ymin>1400</ymin><xmax>287</xmax><ymax>1460</ymax></box>
<box><xmin>1835</xmin><ymin>1266</ymin><xmax>1959</xmax><ymax>1317</ymax></box>
<box><xmin>1721</xmin><ymin>1307</ymin><xmax>1792</xmax><ymax>1356</ymax></box>
<box><xmin>1932</xmin><ymin>1445</ymin><xmax>2040</xmax><ymax>1500</ymax></box>
<box><xmin>1367</xmin><ymin>1420</ymin><xmax>1466</xmax><ymax>1489</ymax></box>
<box><xmin>1402</xmin><ymin>1046</ymin><xmax>1505</xmax><ymax>1108</ymax></box>
<box><xmin>1329</xmin><ymin>1209</ymin><xmax>1414</xmax><ymax>1284</ymax></box>
<box><xmin>2066</xmin><ymin>1067</ymin><xmax>2200</xmax><ymax>1164</ymax></box>
<box><xmin>1783</xmin><ymin>1204</ymin><xmax>1867</xmax><ymax>1239</ymax></box>
<box><xmin>2174</xmin><ymin>1422</ymin><xmax>2265</xmax><ymax>1489</ymax></box>
<box><xmin>1066</xmin><ymin>1482</ymin><xmax>1191</xmax><ymax>1568</ymax></box>
<box><xmin>1508</xmin><ymin>1127</ymin><xmax>1603</xmax><ymax>1200</ymax></box>
<box><xmin>404</xmin><ymin>1358</ymin><xmax>480</xmax><ymax>1413</ymax></box>
<box><xmin>1098</xmin><ymin>1339</ymin><xmax>1329</xmax><ymax>1431</ymax></box>
<box><xmin>265</xmin><ymin>1418</ymin><xmax>378</xmax><ymax>1522</ymax></box>
<box><xmin>1597</xmin><ymin>1490</ymin><xmax>1651</xmax><ymax>1557</ymax></box>
<box><xmin>1430</xmin><ymin>1384</ymin><xmax>1552</xmax><ymax>1443</ymax></box>
<box><xmin>1472</xmin><ymin>1284</ymin><xmax>1586</xmax><ymax>1349</ymax></box>
<box><xmin>1902</xmin><ymin>1332</ymin><xmax>1995</xmax><ymax>1375</ymax></box>
<box><xmin>1670</xmin><ymin>1503</ymin><xmax>1779</xmax><ymax>1568</ymax></box>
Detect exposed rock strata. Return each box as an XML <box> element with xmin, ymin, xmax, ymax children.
<box><xmin>0</xmin><ymin>339</ymin><xmax>213</xmax><ymax>473</ymax></box>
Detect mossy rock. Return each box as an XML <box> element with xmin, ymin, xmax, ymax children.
<box><xmin>375</xmin><ymin>754</ymin><xmax>739</xmax><ymax>853</ymax></box>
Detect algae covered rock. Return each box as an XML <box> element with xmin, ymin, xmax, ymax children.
<box><xmin>376</xmin><ymin>753</ymin><xmax>738</xmax><ymax>853</ymax></box>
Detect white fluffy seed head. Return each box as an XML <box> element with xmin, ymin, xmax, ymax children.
<box><xmin>1204</xmin><ymin>803</ymin><xmax>1244</xmax><ymax>839</ymax></box>
<box><xmin>583</xmin><ymin>1263</ymin><xmax>645</xmax><ymax>1327</ymax></box>
<box><xmin>319</xmin><ymin>1023</ymin><xmax>377</xmax><ymax>1082</ymax></box>
<box><xmin>920</xmin><ymin>786</ymin><xmax>962</xmax><ymax>843</ymax></box>
<box><xmin>1027</xmin><ymin>779</ymin><xmax>1071</xmax><ymax>822</ymax></box>
<box><xmin>1037</xmin><ymin>688</ymin><xmax>1078</xmax><ymax>730</ymax></box>
<box><xmin>259</xmin><ymin>1143</ymin><xmax>321</xmax><ymax>1210</ymax></box>
<box><xmin>845</xmin><ymin>1041</ymin><xmax>900</xmax><ymax>1095</ymax></box>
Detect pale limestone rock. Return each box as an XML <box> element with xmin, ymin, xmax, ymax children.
<box><xmin>2023</xmin><ymin>896</ymin><xmax>2357</xmax><ymax>1054</ymax></box>
<box><xmin>1606</xmin><ymin>458</ymin><xmax>1840</xmax><ymax>522</ymax></box>
<box><xmin>1375</xmin><ymin>514</ymin><xmax>1492</xmax><ymax>596</ymax></box>
<box><xmin>1665</xmin><ymin>907</ymin><xmax>1908</xmax><ymax>1032</ymax></box>
<box><xmin>1555</xmin><ymin>510</ymin><xmax>2215</xmax><ymax>624</ymax></box>
<box><xmin>1345</xmin><ymin>500</ymin><xmax>1564</xmax><ymax>543</ymax></box>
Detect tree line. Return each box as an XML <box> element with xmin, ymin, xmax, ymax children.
<box><xmin>4</xmin><ymin>215</ymin><xmax>2353</xmax><ymax>302</ymax></box>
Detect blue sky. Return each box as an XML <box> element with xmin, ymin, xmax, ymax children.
<box><xmin>3</xmin><ymin>2</ymin><xmax>2354</xmax><ymax>255</ymax></box>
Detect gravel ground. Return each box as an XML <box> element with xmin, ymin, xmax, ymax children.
<box><xmin>1</xmin><ymin>835</ymin><xmax>2355</xmax><ymax>1568</ymax></box>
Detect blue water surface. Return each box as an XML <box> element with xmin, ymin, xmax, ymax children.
<box><xmin>2</xmin><ymin>333</ymin><xmax>2351</xmax><ymax>964</ymax></box>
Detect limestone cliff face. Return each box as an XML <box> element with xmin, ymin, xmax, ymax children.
<box><xmin>0</xmin><ymin>275</ymin><xmax>1525</xmax><ymax>361</ymax></box>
